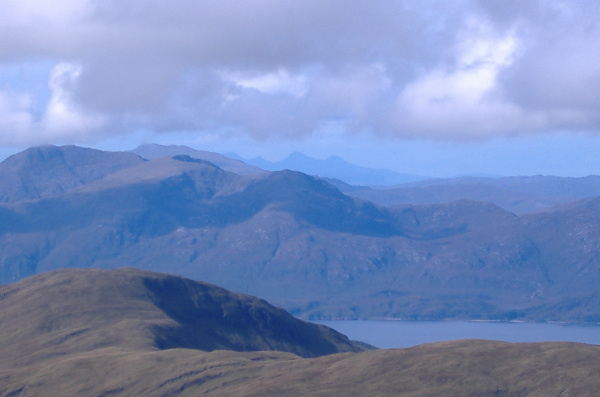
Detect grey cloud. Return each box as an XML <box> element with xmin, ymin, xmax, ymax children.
<box><xmin>0</xmin><ymin>0</ymin><xmax>598</xmax><ymax>144</ymax></box>
<box><xmin>489</xmin><ymin>1</ymin><xmax>600</xmax><ymax>129</ymax></box>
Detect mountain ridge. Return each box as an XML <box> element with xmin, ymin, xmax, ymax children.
<box><xmin>0</xmin><ymin>145</ymin><xmax>600</xmax><ymax>323</ymax></box>
<box><xmin>0</xmin><ymin>145</ymin><xmax>145</xmax><ymax>203</ymax></box>
<box><xmin>342</xmin><ymin>175</ymin><xmax>600</xmax><ymax>214</ymax></box>
<box><xmin>133</xmin><ymin>143</ymin><xmax>263</xmax><ymax>175</ymax></box>
<box><xmin>239</xmin><ymin>151</ymin><xmax>427</xmax><ymax>185</ymax></box>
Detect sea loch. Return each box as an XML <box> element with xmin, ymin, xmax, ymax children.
<box><xmin>318</xmin><ymin>320</ymin><xmax>600</xmax><ymax>349</ymax></box>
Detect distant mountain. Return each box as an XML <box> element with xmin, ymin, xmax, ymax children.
<box><xmin>1</xmin><ymin>268</ymin><xmax>599</xmax><ymax>396</ymax></box>
<box><xmin>133</xmin><ymin>143</ymin><xmax>263</xmax><ymax>175</ymax></box>
<box><xmin>412</xmin><ymin>175</ymin><xmax>600</xmax><ymax>197</ymax></box>
<box><xmin>0</xmin><ymin>145</ymin><xmax>144</xmax><ymax>203</ymax></box>
<box><xmin>1</xmin><ymin>145</ymin><xmax>600</xmax><ymax>322</ymax></box>
<box><xmin>342</xmin><ymin>175</ymin><xmax>600</xmax><ymax>214</ymax></box>
<box><xmin>239</xmin><ymin>151</ymin><xmax>426</xmax><ymax>186</ymax></box>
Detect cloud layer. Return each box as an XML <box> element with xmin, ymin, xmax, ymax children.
<box><xmin>0</xmin><ymin>0</ymin><xmax>599</xmax><ymax>145</ymax></box>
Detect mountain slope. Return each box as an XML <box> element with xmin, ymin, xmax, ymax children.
<box><xmin>133</xmin><ymin>143</ymin><xmax>263</xmax><ymax>175</ymax></box>
<box><xmin>1</xmin><ymin>146</ymin><xmax>600</xmax><ymax>322</ymax></box>
<box><xmin>1</xmin><ymin>268</ymin><xmax>599</xmax><ymax>396</ymax></box>
<box><xmin>0</xmin><ymin>268</ymin><xmax>363</xmax><ymax>370</ymax></box>
<box><xmin>0</xmin><ymin>145</ymin><xmax>145</xmax><ymax>203</ymax></box>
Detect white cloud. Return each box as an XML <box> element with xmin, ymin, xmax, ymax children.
<box><xmin>42</xmin><ymin>62</ymin><xmax>106</xmax><ymax>136</ymax></box>
<box><xmin>0</xmin><ymin>0</ymin><xmax>91</xmax><ymax>30</ymax></box>
<box><xmin>225</xmin><ymin>69</ymin><xmax>308</xmax><ymax>97</ymax></box>
<box><xmin>394</xmin><ymin>21</ymin><xmax>525</xmax><ymax>138</ymax></box>
<box><xmin>312</xmin><ymin>64</ymin><xmax>391</xmax><ymax>117</ymax></box>
<box><xmin>0</xmin><ymin>62</ymin><xmax>106</xmax><ymax>146</ymax></box>
<box><xmin>0</xmin><ymin>0</ymin><xmax>599</xmax><ymax>145</ymax></box>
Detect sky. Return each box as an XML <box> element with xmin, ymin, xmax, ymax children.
<box><xmin>1</xmin><ymin>0</ymin><xmax>600</xmax><ymax>177</ymax></box>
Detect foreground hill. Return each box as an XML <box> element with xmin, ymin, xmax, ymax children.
<box><xmin>1</xmin><ymin>145</ymin><xmax>600</xmax><ymax>322</ymax></box>
<box><xmin>3</xmin><ymin>340</ymin><xmax>600</xmax><ymax>396</ymax></box>
<box><xmin>0</xmin><ymin>268</ymin><xmax>363</xmax><ymax>370</ymax></box>
<box><xmin>1</xmin><ymin>269</ymin><xmax>599</xmax><ymax>396</ymax></box>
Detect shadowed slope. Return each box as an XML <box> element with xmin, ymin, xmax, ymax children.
<box><xmin>0</xmin><ymin>268</ymin><xmax>363</xmax><ymax>369</ymax></box>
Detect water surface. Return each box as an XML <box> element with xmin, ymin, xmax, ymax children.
<box><xmin>317</xmin><ymin>320</ymin><xmax>600</xmax><ymax>349</ymax></box>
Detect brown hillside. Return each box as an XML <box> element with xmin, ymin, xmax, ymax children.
<box><xmin>1</xmin><ymin>340</ymin><xmax>599</xmax><ymax>396</ymax></box>
<box><xmin>0</xmin><ymin>268</ymin><xmax>363</xmax><ymax>370</ymax></box>
<box><xmin>1</xmin><ymin>269</ymin><xmax>599</xmax><ymax>396</ymax></box>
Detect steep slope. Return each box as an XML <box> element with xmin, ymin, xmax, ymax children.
<box><xmin>0</xmin><ymin>268</ymin><xmax>363</xmax><ymax>370</ymax></box>
<box><xmin>517</xmin><ymin>196</ymin><xmax>600</xmax><ymax>303</ymax></box>
<box><xmin>0</xmin><ymin>145</ymin><xmax>145</xmax><ymax>202</ymax></box>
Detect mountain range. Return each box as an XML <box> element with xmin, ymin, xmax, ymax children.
<box><xmin>2</xmin><ymin>268</ymin><xmax>599</xmax><ymax>396</ymax></box>
<box><xmin>0</xmin><ymin>145</ymin><xmax>600</xmax><ymax>322</ymax></box>
<box><xmin>336</xmin><ymin>175</ymin><xmax>600</xmax><ymax>214</ymax></box>
<box><xmin>230</xmin><ymin>151</ymin><xmax>426</xmax><ymax>185</ymax></box>
<box><xmin>139</xmin><ymin>144</ymin><xmax>600</xmax><ymax>214</ymax></box>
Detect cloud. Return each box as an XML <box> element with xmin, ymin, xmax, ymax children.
<box><xmin>0</xmin><ymin>91</ymin><xmax>35</xmax><ymax>139</ymax></box>
<box><xmin>43</xmin><ymin>63</ymin><xmax>106</xmax><ymax>136</ymax></box>
<box><xmin>0</xmin><ymin>0</ymin><xmax>598</xmax><ymax>146</ymax></box>
<box><xmin>391</xmin><ymin>17</ymin><xmax>529</xmax><ymax>139</ymax></box>
<box><xmin>226</xmin><ymin>70</ymin><xmax>308</xmax><ymax>97</ymax></box>
<box><xmin>0</xmin><ymin>62</ymin><xmax>105</xmax><ymax>146</ymax></box>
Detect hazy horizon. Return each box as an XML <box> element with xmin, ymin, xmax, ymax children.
<box><xmin>1</xmin><ymin>1</ymin><xmax>599</xmax><ymax>178</ymax></box>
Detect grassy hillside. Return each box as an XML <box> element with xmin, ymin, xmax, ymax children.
<box><xmin>0</xmin><ymin>268</ymin><xmax>363</xmax><ymax>370</ymax></box>
<box><xmin>1</xmin><ymin>268</ymin><xmax>599</xmax><ymax>396</ymax></box>
<box><xmin>1</xmin><ymin>341</ymin><xmax>599</xmax><ymax>396</ymax></box>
